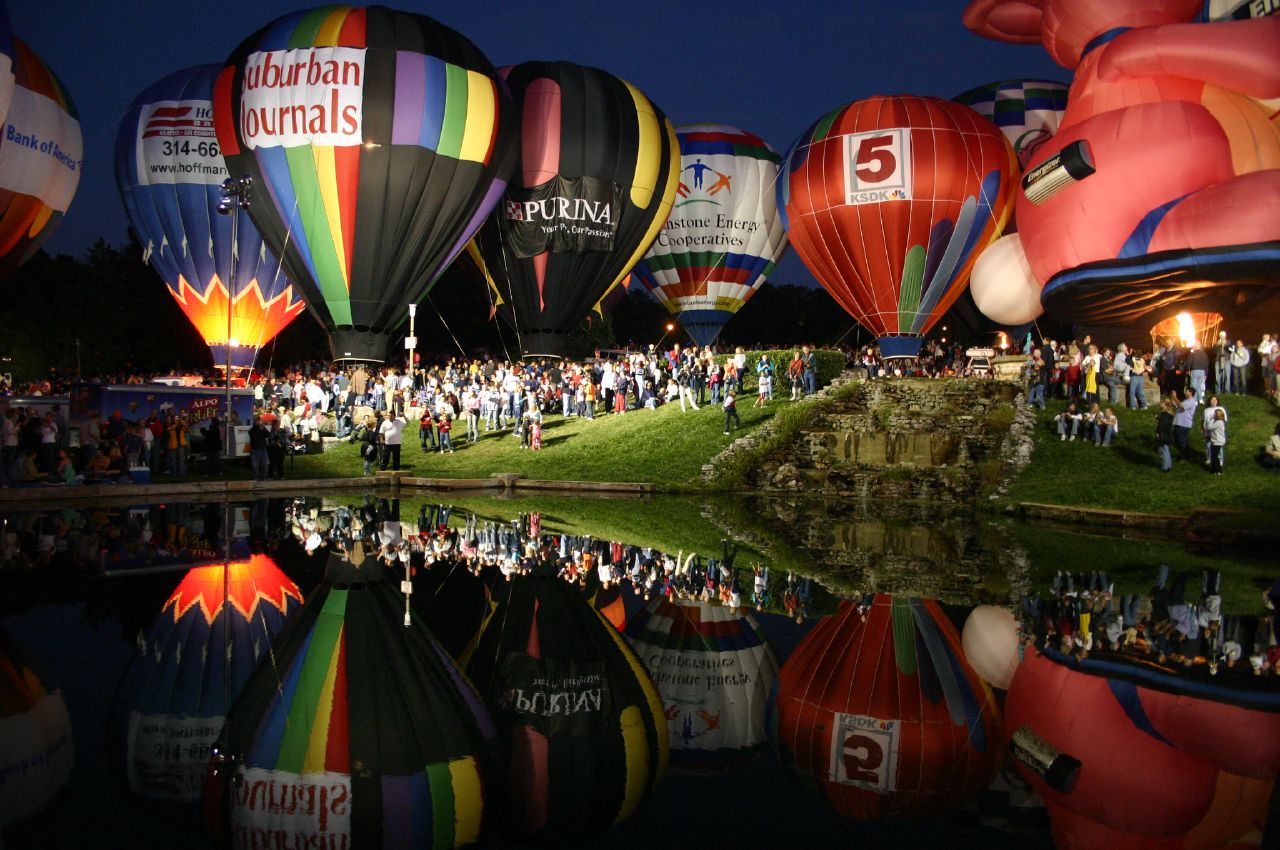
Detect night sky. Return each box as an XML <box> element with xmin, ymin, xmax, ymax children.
<box><xmin>12</xmin><ymin>0</ymin><xmax>1064</xmax><ymax>285</ymax></box>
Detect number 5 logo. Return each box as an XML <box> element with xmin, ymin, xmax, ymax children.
<box><xmin>844</xmin><ymin>128</ymin><xmax>912</xmax><ymax>205</ymax></box>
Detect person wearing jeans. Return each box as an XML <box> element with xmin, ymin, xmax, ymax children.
<box><xmin>1156</xmin><ymin>399</ymin><xmax>1175</xmax><ymax>471</ymax></box>
<box><xmin>1095</xmin><ymin>408</ymin><xmax>1118</xmax><ymax>447</ymax></box>
<box><xmin>1127</xmin><ymin>353</ymin><xmax>1148</xmax><ymax>409</ymax></box>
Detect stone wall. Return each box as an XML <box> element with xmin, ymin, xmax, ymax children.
<box><xmin>749</xmin><ymin>377</ymin><xmax>1024</xmax><ymax>502</ymax></box>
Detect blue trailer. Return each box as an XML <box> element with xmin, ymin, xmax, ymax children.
<box><xmin>68</xmin><ymin>383</ymin><xmax>256</xmax><ymax>457</ymax></box>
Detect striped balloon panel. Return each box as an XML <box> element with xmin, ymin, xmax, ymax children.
<box><xmin>116</xmin><ymin>65</ymin><xmax>305</xmax><ymax>364</ymax></box>
<box><xmin>469</xmin><ymin>61</ymin><xmax>679</xmax><ymax>355</ymax></box>
<box><xmin>771</xmin><ymin>595</ymin><xmax>1001</xmax><ymax>820</ymax></box>
<box><xmin>780</xmin><ymin>96</ymin><xmax>1015</xmax><ymax>345</ymax></box>
<box><xmin>953</xmin><ymin>79</ymin><xmax>1069</xmax><ymax>168</ymax></box>
<box><xmin>465</xmin><ymin>575</ymin><xmax>666</xmax><ymax>839</ymax></box>
<box><xmin>0</xmin><ymin>38</ymin><xmax>80</xmax><ymax>280</ymax></box>
<box><xmin>219</xmin><ymin>555</ymin><xmax>493</xmax><ymax>848</ymax></box>
<box><xmin>633</xmin><ymin>123</ymin><xmax>787</xmax><ymax>347</ymax></box>
<box><xmin>214</xmin><ymin>5</ymin><xmax>516</xmax><ymax>344</ymax></box>
<box><xmin>626</xmin><ymin>598</ymin><xmax>779</xmax><ymax>773</ymax></box>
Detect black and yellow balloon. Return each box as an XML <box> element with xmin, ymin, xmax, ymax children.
<box><xmin>463</xmin><ymin>573</ymin><xmax>667</xmax><ymax>839</ymax></box>
<box><xmin>467</xmin><ymin>61</ymin><xmax>679</xmax><ymax>356</ymax></box>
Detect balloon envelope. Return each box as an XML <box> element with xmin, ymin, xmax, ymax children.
<box><xmin>213</xmin><ymin>5</ymin><xmax>517</xmax><ymax>362</ymax></box>
<box><xmin>213</xmin><ymin>553</ymin><xmax>493</xmax><ymax>849</ymax></box>
<box><xmin>468</xmin><ymin>61</ymin><xmax>679</xmax><ymax>356</ymax></box>
<box><xmin>953</xmin><ymin>79</ymin><xmax>1069</xmax><ymax>170</ymax></box>
<box><xmin>0</xmin><ymin>626</ymin><xmax>73</xmax><ymax>828</ymax></box>
<box><xmin>632</xmin><ymin>124</ymin><xmax>788</xmax><ymax>347</ymax></box>
<box><xmin>117</xmin><ymin>65</ymin><xmax>306</xmax><ymax>370</ymax></box>
<box><xmin>780</xmin><ymin>95</ymin><xmax>1016</xmax><ymax>357</ymax></box>
<box><xmin>0</xmin><ymin>38</ymin><xmax>81</xmax><ymax>281</ymax></box>
<box><xmin>626</xmin><ymin>597</ymin><xmax>779</xmax><ymax>772</ymax></box>
<box><xmin>771</xmin><ymin>595</ymin><xmax>1002</xmax><ymax>819</ymax></box>
<box><xmin>961</xmin><ymin>604</ymin><xmax>1021</xmax><ymax>690</ymax></box>
<box><xmin>464</xmin><ymin>573</ymin><xmax>667</xmax><ymax>839</ymax></box>
<box><xmin>969</xmin><ymin>232</ymin><xmax>1044</xmax><ymax>326</ymax></box>
<box><xmin>117</xmin><ymin>555</ymin><xmax>302</xmax><ymax>802</ymax></box>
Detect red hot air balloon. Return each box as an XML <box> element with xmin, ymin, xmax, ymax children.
<box><xmin>780</xmin><ymin>96</ymin><xmax>1016</xmax><ymax>359</ymax></box>
<box><xmin>771</xmin><ymin>596</ymin><xmax>1002</xmax><ymax>819</ymax></box>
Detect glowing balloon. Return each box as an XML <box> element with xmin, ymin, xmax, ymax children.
<box><xmin>771</xmin><ymin>596</ymin><xmax>1002</xmax><ymax>819</ymax></box>
<box><xmin>970</xmin><ymin>233</ymin><xmax>1044</xmax><ymax>325</ymax></box>
<box><xmin>0</xmin><ymin>626</ymin><xmax>73</xmax><ymax>828</ymax></box>
<box><xmin>467</xmin><ymin>61</ymin><xmax>679</xmax><ymax>356</ymax></box>
<box><xmin>210</xmin><ymin>554</ymin><xmax>493</xmax><ymax>848</ymax></box>
<box><xmin>780</xmin><ymin>96</ymin><xmax>1016</xmax><ymax>358</ymax></box>
<box><xmin>117</xmin><ymin>66</ymin><xmax>306</xmax><ymax>371</ymax></box>
<box><xmin>214</xmin><ymin>5</ymin><xmax>517</xmax><ymax>361</ymax></box>
<box><xmin>961</xmin><ymin>604</ymin><xmax>1021</xmax><ymax>690</ymax></box>
<box><xmin>0</xmin><ymin>38</ymin><xmax>81</xmax><ymax>281</ymax></box>
<box><xmin>464</xmin><ymin>573</ymin><xmax>667</xmax><ymax>839</ymax></box>
<box><xmin>116</xmin><ymin>555</ymin><xmax>302</xmax><ymax>802</ymax></box>
<box><xmin>626</xmin><ymin>597</ymin><xmax>780</xmax><ymax>772</ymax></box>
<box><xmin>954</xmin><ymin>79</ymin><xmax>1069</xmax><ymax>169</ymax></box>
<box><xmin>632</xmin><ymin>124</ymin><xmax>788</xmax><ymax>347</ymax></box>
<box><xmin>963</xmin><ymin>0</ymin><xmax>1280</xmax><ymax>325</ymax></box>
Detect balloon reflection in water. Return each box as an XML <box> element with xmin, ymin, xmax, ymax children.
<box><xmin>0</xmin><ymin>625</ymin><xmax>73</xmax><ymax>831</ymax></box>
<box><xmin>463</xmin><ymin>572</ymin><xmax>667</xmax><ymax>839</ymax></box>
<box><xmin>117</xmin><ymin>554</ymin><xmax>302</xmax><ymax>802</ymax></box>
<box><xmin>626</xmin><ymin>597</ymin><xmax>779</xmax><ymax>773</ymax></box>
<box><xmin>210</xmin><ymin>551</ymin><xmax>493</xmax><ymax>849</ymax></box>
<box><xmin>771</xmin><ymin>595</ymin><xmax>1002</xmax><ymax>819</ymax></box>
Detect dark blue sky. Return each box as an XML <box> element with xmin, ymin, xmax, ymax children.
<box><xmin>14</xmin><ymin>0</ymin><xmax>1064</xmax><ymax>284</ymax></box>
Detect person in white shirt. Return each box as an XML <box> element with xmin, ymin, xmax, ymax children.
<box><xmin>1229</xmin><ymin>341</ymin><xmax>1251</xmax><ymax>395</ymax></box>
<box><xmin>1201</xmin><ymin>396</ymin><xmax>1228</xmax><ymax>467</ymax></box>
<box><xmin>378</xmin><ymin>413</ymin><xmax>406</xmax><ymax>470</ymax></box>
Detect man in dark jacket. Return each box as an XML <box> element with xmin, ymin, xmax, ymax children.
<box><xmin>202</xmin><ymin>417</ymin><xmax>223</xmax><ymax>476</ymax></box>
<box><xmin>248</xmin><ymin>416</ymin><xmax>270</xmax><ymax>482</ymax></box>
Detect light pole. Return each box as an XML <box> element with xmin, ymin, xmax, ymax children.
<box><xmin>405</xmin><ymin>302</ymin><xmax>418</xmax><ymax>393</ymax></box>
<box><xmin>217</xmin><ymin>176</ymin><xmax>252</xmax><ymax>458</ymax></box>
<box><xmin>656</xmin><ymin>322</ymin><xmax>675</xmax><ymax>350</ymax></box>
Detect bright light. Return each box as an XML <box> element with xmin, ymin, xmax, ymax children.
<box><xmin>665</xmin><ymin>323</ymin><xmax>674</xmax><ymax>332</ymax></box>
<box><xmin>228</xmin><ymin>338</ymin><xmax>241</xmax><ymax>349</ymax></box>
<box><xmin>408</xmin><ymin>303</ymin><xmax>417</xmax><ymax>318</ymax></box>
<box><xmin>1175</xmin><ymin>312</ymin><xmax>1196</xmax><ymax>348</ymax></box>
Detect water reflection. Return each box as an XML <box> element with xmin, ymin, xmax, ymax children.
<box><xmin>0</xmin><ymin>492</ymin><xmax>1274</xmax><ymax>849</ymax></box>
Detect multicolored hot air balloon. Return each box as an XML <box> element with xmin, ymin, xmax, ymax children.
<box><xmin>117</xmin><ymin>66</ymin><xmax>306</xmax><ymax>372</ymax></box>
<box><xmin>632</xmin><ymin>124</ymin><xmax>788</xmax><ymax>347</ymax></box>
<box><xmin>211</xmin><ymin>553</ymin><xmax>493</xmax><ymax>849</ymax></box>
<box><xmin>953</xmin><ymin>79</ymin><xmax>1069</xmax><ymax>170</ymax></box>
<box><xmin>467</xmin><ymin>61</ymin><xmax>679</xmax><ymax>356</ymax></box>
<box><xmin>409</xmin><ymin>557</ymin><xmax>490</xmax><ymax>660</ymax></box>
<box><xmin>0</xmin><ymin>38</ymin><xmax>81</xmax><ymax>281</ymax></box>
<box><xmin>626</xmin><ymin>597</ymin><xmax>779</xmax><ymax>772</ymax></box>
<box><xmin>213</xmin><ymin>5</ymin><xmax>517</xmax><ymax>362</ymax></box>
<box><xmin>116</xmin><ymin>555</ymin><xmax>303</xmax><ymax>802</ymax></box>
<box><xmin>0</xmin><ymin>625</ymin><xmax>73</xmax><ymax>830</ymax></box>
<box><xmin>463</xmin><ymin>573</ymin><xmax>667</xmax><ymax>839</ymax></box>
<box><xmin>771</xmin><ymin>596</ymin><xmax>1002</xmax><ymax>820</ymax></box>
<box><xmin>0</xmin><ymin>3</ymin><xmax>15</xmax><ymax>133</ymax></box>
<box><xmin>780</xmin><ymin>96</ymin><xmax>1016</xmax><ymax>358</ymax></box>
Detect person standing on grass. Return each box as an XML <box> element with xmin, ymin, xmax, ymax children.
<box><xmin>1156</xmin><ymin>399</ymin><xmax>1176</xmax><ymax>472</ymax></box>
<box><xmin>1172</xmin><ymin>388</ymin><xmax>1198</xmax><ymax>462</ymax></box>
<box><xmin>1229</xmin><ymin>340</ymin><xmax>1251</xmax><ymax>395</ymax></box>
<box><xmin>379</xmin><ymin>412</ymin><xmax>405</xmax><ymax>471</ymax></box>
<box><xmin>1201</xmin><ymin>396</ymin><xmax>1228</xmax><ymax>469</ymax></box>
<box><xmin>788</xmin><ymin>351</ymin><xmax>804</xmax><ymax>401</ymax></box>
<box><xmin>248</xmin><ymin>415</ymin><xmax>270</xmax><ymax>482</ymax></box>
<box><xmin>1206</xmin><ymin>408</ymin><xmax>1227</xmax><ymax>475</ymax></box>
<box><xmin>437</xmin><ymin>408</ymin><xmax>454</xmax><ymax>454</ymax></box>
<box><xmin>802</xmin><ymin>345</ymin><xmax>817</xmax><ymax>396</ymax></box>
<box><xmin>723</xmin><ymin>387</ymin><xmax>740</xmax><ymax>435</ymax></box>
<box><xmin>1128</xmin><ymin>350</ymin><xmax>1149</xmax><ymax>409</ymax></box>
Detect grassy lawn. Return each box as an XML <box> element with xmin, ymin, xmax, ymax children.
<box><xmin>1003</xmin><ymin>393</ymin><xmax>1280</xmax><ymax>516</ymax></box>
<box><xmin>286</xmin><ymin>398</ymin><xmax>786</xmax><ymax>488</ymax></box>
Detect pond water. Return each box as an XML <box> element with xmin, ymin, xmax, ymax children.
<box><xmin>1</xmin><ymin>491</ymin><xmax>1275</xmax><ymax>849</ymax></box>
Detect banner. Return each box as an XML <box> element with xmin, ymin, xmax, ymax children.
<box><xmin>239</xmin><ymin>47</ymin><xmax>366</xmax><ymax>149</ymax></box>
<box><xmin>502</xmin><ymin>175</ymin><xmax>622</xmax><ymax>257</ymax></box>
<box><xmin>136</xmin><ymin>98</ymin><xmax>225</xmax><ymax>186</ymax></box>
<box><xmin>828</xmin><ymin>713</ymin><xmax>900</xmax><ymax>793</ymax></box>
<box><xmin>229</xmin><ymin>767</ymin><xmax>351</xmax><ymax>850</ymax></box>
<box><xmin>127</xmin><ymin>712</ymin><xmax>222</xmax><ymax>801</ymax></box>
<box><xmin>0</xmin><ymin>86</ymin><xmax>82</xmax><ymax>210</ymax></box>
<box><xmin>496</xmin><ymin>654</ymin><xmax>610</xmax><ymax>736</ymax></box>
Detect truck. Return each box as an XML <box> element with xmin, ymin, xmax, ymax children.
<box><xmin>68</xmin><ymin>383</ymin><xmax>256</xmax><ymax>458</ymax></box>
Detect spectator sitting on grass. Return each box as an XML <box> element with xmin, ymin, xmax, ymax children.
<box><xmin>1054</xmin><ymin>401</ymin><xmax>1083</xmax><ymax>441</ymax></box>
<box><xmin>1095</xmin><ymin>408</ymin><xmax>1119</xmax><ymax>447</ymax></box>
<box><xmin>1259</xmin><ymin>423</ymin><xmax>1280</xmax><ymax>471</ymax></box>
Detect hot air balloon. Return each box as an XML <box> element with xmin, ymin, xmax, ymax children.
<box><xmin>1003</xmin><ymin>648</ymin><xmax>1280</xmax><ymax>847</ymax></box>
<box><xmin>0</xmin><ymin>38</ymin><xmax>81</xmax><ymax>281</ymax></box>
<box><xmin>116</xmin><ymin>66</ymin><xmax>306</xmax><ymax>372</ymax></box>
<box><xmin>771</xmin><ymin>596</ymin><xmax>1002</xmax><ymax>820</ymax></box>
<box><xmin>0</xmin><ymin>625</ymin><xmax>73</xmax><ymax>831</ymax></box>
<box><xmin>210</xmin><ymin>552</ymin><xmax>493</xmax><ymax>849</ymax></box>
<box><xmin>116</xmin><ymin>555</ymin><xmax>303</xmax><ymax>802</ymax></box>
<box><xmin>632</xmin><ymin>124</ymin><xmax>788</xmax><ymax>347</ymax></box>
<box><xmin>953</xmin><ymin>79</ymin><xmax>1069</xmax><ymax>170</ymax></box>
<box><xmin>780</xmin><ymin>96</ymin><xmax>1016</xmax><ymax>359</ymax></box>
<box><xmin>467</xmin><ymin>61</ymin><xmax>679</xmax><ymax>356</ymax></box>
<box><xmin>626</xmin><ymin>597</ymin><xmax>779</xmax><ymax>772</ymax></box>
<box><xmin>409</xmin><ymin>557</ymin><xmax>490</xmax><ymax>660</ymax></box>
<box><xmin>0</xmin><ymin>3</ymin><xmax>15</xmax><ymax>133</ymax></box>
<box><xmin>961</xmin><ymin>604</ymin><xmax>1021</xmax><ymax>690</ymax></box>
<box><xmin>213</xmin><ymin>5</ymin><xmax>517</xmax><ymax>362</ymax></box>
<box><xmin>463</xmin><ymin>572</ymin><xmax>667</xmax><ymax>839</ymax></box>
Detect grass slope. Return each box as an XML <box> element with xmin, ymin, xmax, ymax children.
<box><xmin>1003</xmin><ymin>394</ymin><xmax>1280</xmax><ymax>515</ymax></box>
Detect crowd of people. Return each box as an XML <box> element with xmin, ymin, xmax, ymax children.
<box><xmin>1021</xmin><ymin>568</ymin><xmax>1280</xmax><ymax>680</ymax></box>
<box><xmin>1027</xmin><ymin>331</ymin><xmax>1280</xmax><ymax>473</ymax></box>
<box><xmin>289</xmin><ymin>497</ymin><xmax>817</xmax><ymax>619</ymax></box>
